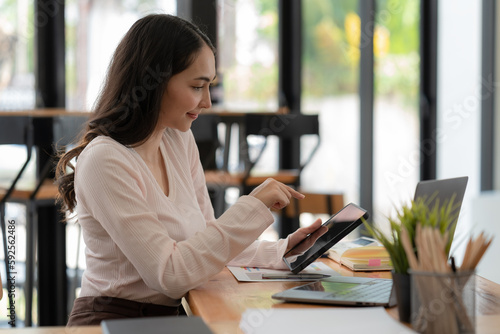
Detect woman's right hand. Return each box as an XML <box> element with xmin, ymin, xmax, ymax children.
<box><xmin>249</xmin><ymin>178</ymin><xmax>305</xmax><ymax>210</ymax></box>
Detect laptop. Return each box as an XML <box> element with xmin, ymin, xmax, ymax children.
<box><xmin>272</xmin><ymin>176</ymin><xmax>468</xmax><ymax>307</ymax></box>
<box><xmin>413</xmin><ymin>176</ymin><xmax>468</xmax><ymax>235</ymax></box>
<box><xmin>272</xmin><ymin>276</ymin><xmax>397</xmax><ymax>307</ymax></box>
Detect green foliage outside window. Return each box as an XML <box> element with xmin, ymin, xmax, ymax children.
<box><xmin>240</xmin><ymin>0</ymin><xmax>420</xmax><ymax>107</ymax></box>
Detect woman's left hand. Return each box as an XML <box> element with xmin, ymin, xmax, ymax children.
<box><xmin>285</xmin><ymin>218</ymin><xmax>326</xmax><ymax>253</ymax></box>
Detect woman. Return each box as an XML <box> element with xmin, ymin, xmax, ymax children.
<box><xmin>56</xmin><ymin>14</ymin><xmax>321</xmax><ymax>326</ymax></box>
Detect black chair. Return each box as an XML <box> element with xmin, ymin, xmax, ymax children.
<box><xmin>190</xmin><ymin>114</ymin><xmax>227</xmax><ymax>216</ymax></box>
<box><xmin>0</xmin><ymin>115</ymin><xmax>33</xmax><ymax>326</ymax></box>
<box><xmin>239</xmin><ymin>113</ymin><xmax>320</xmax><ymax>192</ymax></box>
<box><xmin>201</xmin><ymin>113</ymin><xmax>321</xmax><ymax>232</ymax></box>
<box><xmin>190</xmin><ymin>113</ymin><xmax>221</xmax><ymax>171</ymax></box>
<box><xmin>0</xmin><ymin>111</ymin><xmax>87</xmax><ymax>326</ymax></box>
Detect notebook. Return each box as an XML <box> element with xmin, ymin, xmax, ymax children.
<box><xmin>327</xmin><ymin>243</ymin><xmax>393</xmax><ymax>271</ymax></box>
<box><xmin>272</xmin><ymin>176</ymin><xmax>468</xmax><ymax>307</ymax></box>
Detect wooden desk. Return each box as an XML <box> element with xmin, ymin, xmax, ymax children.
<box><xmin>186</xmin><ymin>258</ymin><xmax>500</xmax><ymax>334</ymax></box>
<box><xmin>3</xmin><ymin>258</ymin><xmax>500</xmax><ymax>333</ymax></box>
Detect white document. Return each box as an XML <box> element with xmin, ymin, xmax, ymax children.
<box><xmin>227</xmin><ymin>261</ymin><xmax>340</xmax><ymax>282</ymax></box>
<box><xmin>239</xmin><ymin>307</ymin><xmax>417</xmax><ymax>334</ymax></box>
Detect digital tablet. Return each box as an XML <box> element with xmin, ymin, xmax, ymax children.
<box><xmin>283</xmin><ymin>203</ymin><xmax>369</xmax><ymax>274</ymax></box>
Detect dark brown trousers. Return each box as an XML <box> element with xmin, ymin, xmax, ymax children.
<box><xmin>67</xmin><ymin>296</ymin><xmax>183</xmax><ymax>326</ymax></box>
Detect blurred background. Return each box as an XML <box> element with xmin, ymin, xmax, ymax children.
<box><xmin>0</xmin><ymin>0</ymin><xmax>498</xmax><ymax>327</ymax></box>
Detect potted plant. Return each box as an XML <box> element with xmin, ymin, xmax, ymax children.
<box><xmin>363</xmin><ymin>195</ymin><xmax>460</xmax><ymax>323</ymax></box>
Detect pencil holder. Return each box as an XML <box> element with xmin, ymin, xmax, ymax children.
<box><xmin>410</xmin><ymin>270</ymin><xmax>476</xmax><ymax>334</ymax></box>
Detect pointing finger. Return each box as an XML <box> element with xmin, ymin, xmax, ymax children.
<box><xmin>283</xmin><ymin>185</ymin><xmax>304</xmax><ymax>199</ymax></box>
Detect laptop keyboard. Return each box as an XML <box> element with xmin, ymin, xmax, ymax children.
<box><xmin>325</xmin><ymin>280</ymin><xmax>392</xmax><ymax>303</ymax></box>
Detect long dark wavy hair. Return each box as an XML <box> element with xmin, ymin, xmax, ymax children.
<box><xmin>56</xmin><ymin>14</ymin><xmax>215</xmax><ymax>214</ymax></box>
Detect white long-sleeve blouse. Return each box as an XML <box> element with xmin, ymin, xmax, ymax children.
<box><xmin>74</xmin><ymin>127</ymin><xmax>289</xmax><ymax>306</ymax></box>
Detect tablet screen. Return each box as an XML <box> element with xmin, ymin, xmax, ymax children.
<box><xmin>283</xmin><ymin>203</ymin><xmax>369</xmax><ymax>274</ymax></box>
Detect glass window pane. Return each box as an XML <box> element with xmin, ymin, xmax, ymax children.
<box><xmin>0</xmin><ymin>0</ymin><xmax>35</xmax><ymax>110</ymax></box>
<box><xmin>437</xmin><ymin>1</ymin><xmax>481</xmax><ymax>261</ymax></box>
<box><xmin>217</xmin><ymin>0</ymin><xmax>278</xmax><ymax>110</ymax></box>
<box><xmin>65</xmin><ymin>0</ymin><xmax>177</xmax><ymax>111</ymax></box>
<box><xmin>373</xmin><ymin>0</ymin><xmax>420</xmax><ymax>222</ymax></box>
<box><xmin>301</xmin><ymin>1</ymin><xmax>360</xmax><ymax>208</ymax></box>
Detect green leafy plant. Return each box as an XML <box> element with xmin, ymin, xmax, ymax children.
<box><xmin>363</xmin><ymin>195</ymin><xmax>460</xmax><ymax>274</ymax></box>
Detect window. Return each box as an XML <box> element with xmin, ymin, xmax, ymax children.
<box><xmin>437</xmin><ymin>0</ymin><xmax>481</xmax><ymax>258</ymax></box>
<box><xmin>65</xmin><ymin>0</ymin><xmax>177</xmax><ymax>111</ymax></box>
<box><xmin>301</xmin><ymin>1</ymin><xmax>361</xmax><ymax>203</ymax></box>
<box><xmin>0</xmin><ymin>0</ymin><xmax>35</xmax><ymax>110</ymax></box>
<box><xmin>301</xmin><ymin>0</ymin><xmax>421</xmax><ymax>226</ymax></box>
<box><xmin>373</xmin><ymin>0</ymin><xmax>420</xmax><ymax>222</ymax></box>
<box><xmin>217</xmin><ymin>0</ymin><xmax>279</xmax><ymax>110</ymax></box>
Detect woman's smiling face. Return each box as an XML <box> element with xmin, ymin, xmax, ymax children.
<box><xmin>158</xmin><ymin>44</ymin><xmax>216</xmax><ymax>132</ymax></box>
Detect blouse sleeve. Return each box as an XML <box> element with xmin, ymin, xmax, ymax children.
<box><xmin>76</xmin><ymin>139</ymin><xmax>274</xmax><ymax>299</ymax></box>
<box><xmin>227</xmin><ymin>237</ymin><xmax>291</xmax><ymax>270</ymax></box>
